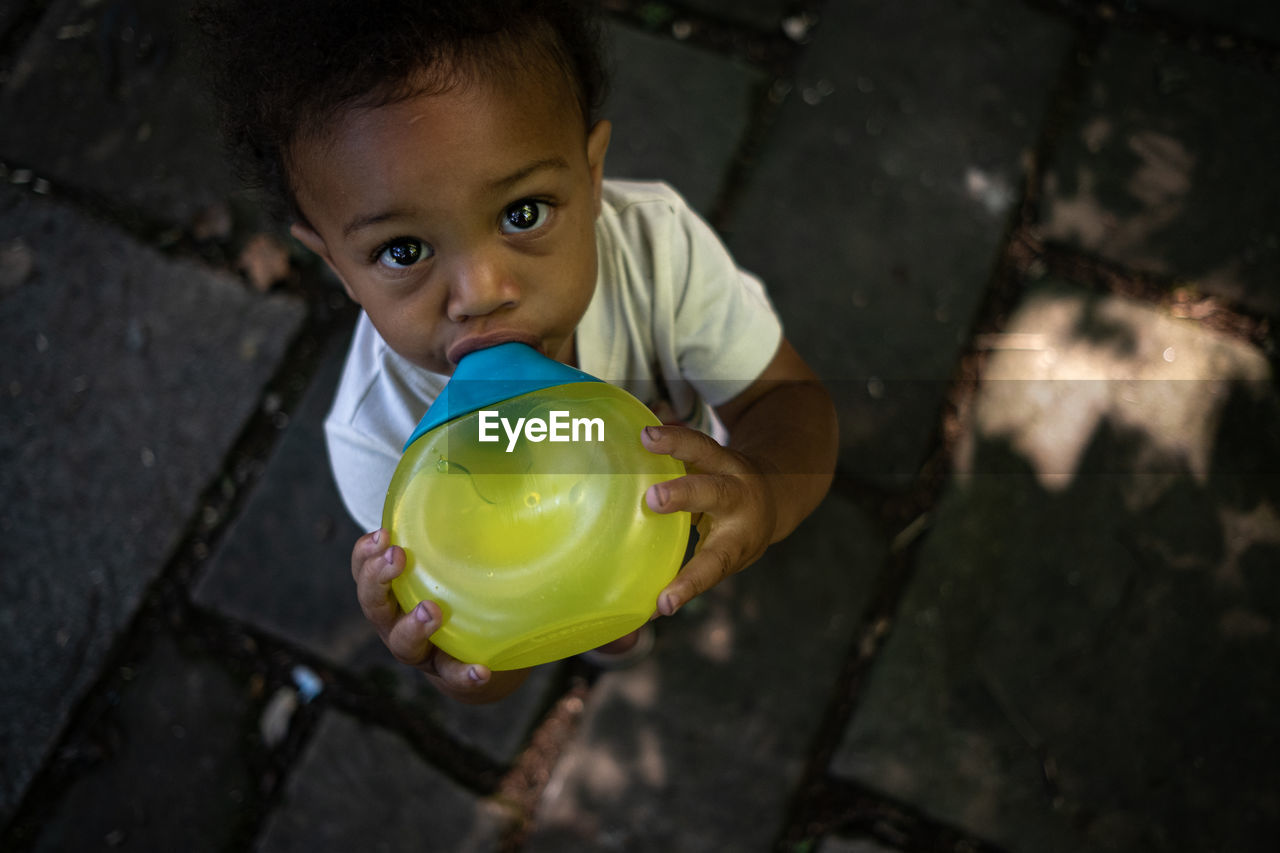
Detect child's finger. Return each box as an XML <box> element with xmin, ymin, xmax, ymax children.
<box><xmin>656</xmin><ymin>531</ymin><xmax>758</xmax><ymax>616</ymax></box>
<box><xmin>646</xmin><ymin>471</ymin><xmax>746</xmax><ymax>516</ymax></box>
<box><xmin>350</xmin><ymin>529</ymin><xmax>390</xmax><ymax>582</ymax></box>
<box><xmin>385</xmin><ymin>600</ymin><xmax>442</xmax><ymax>666</ymax></box>
<box><xmin>354</xmin><ymin>543</ymin><xmax>407</xmax><ymax>627</ymax></box>
<box><xmin>659</xmin><ymin>507</ymin><xmax>771</xmax><ymax>616</ymax></box>
<box><xmin>641</xmin><ymin>425</ymin><xmax>744</xmax><ymax>474</ymax></box>
<box><xmin>429</xmin><ymin>655</ymin><xmax>493</xmax><ymax>695</ymax></box>
<box><xmin>657</xmin><ymin>548</ymin><xmax>722</xmax><ymax>616</ymax></box>
<box><xmin>384</xmin><ymin>602</ymin><xmax>492</xmax><ymax>692</ymax></box>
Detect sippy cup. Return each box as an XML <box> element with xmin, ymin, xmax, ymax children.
<box><xmin>382</xmin><ymin>342</ymin><xmax>690</xmax><ymax>670</ymax></box>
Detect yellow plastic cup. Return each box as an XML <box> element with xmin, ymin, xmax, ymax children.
<box><xmin>382</xmin><ymin>343</ymin><xmax>689</xmax><ymax>670</ymax></box>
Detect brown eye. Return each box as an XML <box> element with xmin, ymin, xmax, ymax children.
<box><xmin>376</xmin><ymin>238</ymin><xmax>428</xmax><ymax>268</ymax></box>
<box><xmin>501</xmin><ymin>200</ymin><xmax>550</xmax><ymax>233</ymax></box>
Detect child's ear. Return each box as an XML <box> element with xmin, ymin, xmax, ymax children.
<box><xmin>290</xmin><ymin>221</ymin><xmax>359</xmax><ymax>303</ymax></box>
<box><xmin>586</xmin><ymin>119</ymin><xmax>611</xmax><ymax>214</ymax></box>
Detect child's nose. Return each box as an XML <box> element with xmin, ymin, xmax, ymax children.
<box><xmin>446</xmin><ymin>252</ymin><xmax>519</xmax><ymax>322</ymax></box>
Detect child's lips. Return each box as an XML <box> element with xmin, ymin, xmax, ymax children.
<box><xmin>447</xmin><ymin>331</ymin><xmax>542</xmax><ymax>365</ymax></box>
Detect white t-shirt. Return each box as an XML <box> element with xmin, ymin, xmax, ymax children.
<box><xmin>324</xmin><ymin>180</ymin><xmax>783</xmax><ymax>531</ymax></box>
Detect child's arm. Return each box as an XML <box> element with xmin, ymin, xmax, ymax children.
<box><xmin>350</xmin><ymin>530</ymin><xmax>532</xmax><ymax>703</ymax></box>
<box><xmin>640</xmin><ymin>338</ymin><xmax>838</xmax><ymax>616</ymax></box>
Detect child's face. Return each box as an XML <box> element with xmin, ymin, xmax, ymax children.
<box><xmin>289</xmin><ymin>72</ymin><xmax>611</xmax><ymax>375</ymax></box>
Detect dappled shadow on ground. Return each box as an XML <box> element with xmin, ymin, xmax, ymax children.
<box><xmin>1039</xmin><ymin>30</ymin><xmax>1280</xmax><ymax>315</ymax></box>
<box><xmin>523</xmin><ymin>492</ymin><xmax>884</xmax><ymax>851</ymax></box>
<box><xmin>836</xmin><ymin>280</ymin><xmax>1280</xmax><ymax>852</ymax></box>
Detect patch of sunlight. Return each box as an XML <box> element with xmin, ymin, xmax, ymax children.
<box><xmin>614</xmin><ymin>658</ymin><xmax>660</xmax><ymax>709</ymax></box>
<box><xmin>1219</xmin><ymin>607</ymin><xmax>1272</xmax><ymax>640</ymax></box>
<box><xmin>692</xmin><ymin>598</ymin><xmax>736</xmax><ymax>664</ymax></box>
<box><xmin>635</xmin><ymin>727</ymin><xmax>667</xmax><ymax>788</ymax></box>
<box><xmin>1216</xmin><ymin>501</ymin><xmax>1280</xmax><ymax>593</ymax></box>
<box><xmin>582</xmin><ymin>744</ymin><xmax>630</xmax><ymax>801</ymax></box>
<box><xmin>965</xmin><ymin>166</ymin><xmax>1017</xmax><ymax>217</ymax></box>
<box><xmin>1041</xmin><ymin>126</ymin><xmax>1195</xmax><ymax>275</ymax></box>
<box><xmin>959</xmin><ymin>282</ymin><xmax>1271</xmax><ymax>492</ymax></box>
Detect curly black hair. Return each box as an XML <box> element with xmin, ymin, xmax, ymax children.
<box><xmin>192</xmin><ymin>0</ymin><xmax>609</xmax><ymax>222</ymax></box>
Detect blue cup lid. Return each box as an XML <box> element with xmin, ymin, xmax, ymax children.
<box><xmin>403</xmin><ymin>342</ymin><xmax>603</xmax><ymax>450</ymax></box>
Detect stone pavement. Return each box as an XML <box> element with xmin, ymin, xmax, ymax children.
<box><xmin>1</xmin><ymin>0</ymin><xmax>1277</xmax><ymax>850</ymax></box>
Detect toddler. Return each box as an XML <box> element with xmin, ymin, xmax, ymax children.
<box><xmin>197</xmin><ymin>0</ymin><xmax>837</xmax><ymax>703</ymax></box>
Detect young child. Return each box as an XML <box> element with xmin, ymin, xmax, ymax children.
<box><xmin>197</xmin><ymin>0</ymin><xmax>837</xmax><ymax>703</ymax></box>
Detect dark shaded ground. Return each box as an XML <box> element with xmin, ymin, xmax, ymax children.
<box><xmin>2</xmin><ymin>1</ymin><xmax>1277</xmax><ymax>850</ymax></box>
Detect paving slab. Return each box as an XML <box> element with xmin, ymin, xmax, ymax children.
<box><xmin>674</xmin><ymin>0</ymin><xmax>793</xmax><ymax>32</ymax></box>
<box><xmin>194</xmin><ymin>323</ymin><xmax>563</xmax><ymax>766</ymax></box>
<box><xmin>1039</xmin><ymin>29</ymin><xmax>1280</xmax><ymax>317</ymax></box>
<box><xmin>723</xmin><ymin>0</ymin><xmax>1074</xmax><ymax>486</ymax></box>
<box><xmin>602</xmin><ymin>21</ymin><xmax>763</xmax><ymax>216</ymax></box>
<box><xmin>0</xmin><ymin>186</ymin><xmax>303</xmax><ymax>821</ymax></box>
<box><xmin>254</xmin><ymin>709</ymin><xmax>510</xmax><ymax>853</ymax></box>
<box><xmin>0</xmin><ymin>0</ymin><xmax>238</xmax><ymax>228</ymax></box>
<box><xmin>0</xmin><ymin>1</ymin><xmax>38</xmax><ymax>44</ymax></box>
<box><xmin>1138</xmin><ymin>0</ymin><xmax>1280</xmax><ymax>43</ymax></box>
<box><xmin>834</xmin><ymin>279</ymin><xmax>1280</xmax><ymax>852</ymax></box>
<box><xmin>1</xmin><ymin>8</ymin><xmax>756</xmax><ymax>228</ymax></box>
<box><xmin>818</xmin><ymin>838</ymin><xmax>902</xmax><ymax>853</ymax></box>
<box><xmin>23</xmin><ymin>632</ymin><xmax>256</xmax><ymax>853</ymax></box>
<box><xmin>525</xmin><ymin>493</ymin><xmax>884</xmax><ymax>850</ymax></box>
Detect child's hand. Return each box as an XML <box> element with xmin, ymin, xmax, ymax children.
<box><xmin>637</xmin><ymin>341</ymin><xmax>839</xmax><ymax>617</ymax></box>
<box><xmin>640</xmin><ymin>425</ymin><xmax>779</xmax><ymax>616</ymax></box>
<box><xmin>351</xmin><ymin>530</ymin><xmax>529</xmax><ymax>703</ymax></box>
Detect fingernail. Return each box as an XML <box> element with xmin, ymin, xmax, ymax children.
<box><xmin>661</xmin><ymin>592</ymin><xmax>680</xmax><ymax>616</ymax></box>
<box><xmin>414</xmin><ymin>602</ymin><xmax>432</xmax><ymax>624</ymax></box>
<box><xmin>650</xmin><ymin>483</ymin><xmax>669</xmax><ymax>508</ymax></box>
<box><xmin>644</xmin><ymin>425</ymin><xmax>660</xmax><ymax>442</ymax></box>
<box><xmin>370</xmin><ymin>530</ymin><xmax>381</xmax><ymax>546</ymax></box>
<box><xmin>468</xmin><ymin>666</ymin><xmax>488</xmax><ymax>684</ymax></box>
<box><xmin>385</xmin><ymin>546</ymin><xmax>396</xmax><ymax>565</ymax></box>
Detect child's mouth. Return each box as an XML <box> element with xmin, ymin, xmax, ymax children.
<box><xmin>448</xmin><ymin>331</ymin><xmax>542</xmax><ymax>365</ymax></box>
